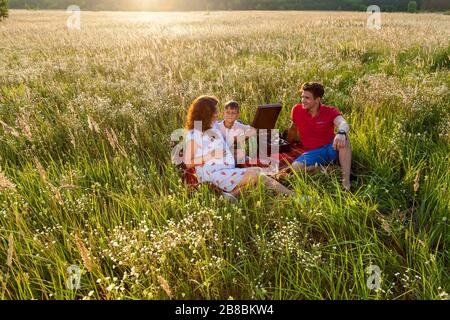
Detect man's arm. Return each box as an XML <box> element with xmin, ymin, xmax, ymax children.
<box><xmin>332</xmin><ymin>115</ymin><xmax>350</xmax><ymax>150</ymax></box>
<box><xmin>286</xmin><ymin>122</ymin><xmax>299</xmax><ymax>143</ymax></box>
<box><xmin>334</xmin><ymin>115</ymin><xmax>349</xmax><ymax>133</ymax></box>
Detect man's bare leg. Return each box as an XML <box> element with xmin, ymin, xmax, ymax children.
<box><xmin>338</xmin><ymin>144</ymin><xmax>352</xmax><ymax>190</ymax></box>
<box><xmin>292</xmin><ymin>161</ymin><xmax>323</xmax><ymax>172</ymax></box>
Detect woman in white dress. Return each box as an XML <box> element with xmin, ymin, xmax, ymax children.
<box><xmin>184</xmin><ymin>95</ymin><xmax>295</xmax><ymax>197</ymax></box>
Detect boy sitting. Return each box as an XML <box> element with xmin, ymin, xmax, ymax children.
<box><xmin>217</xmin><ymin>101</ymin><xmax>255</xmax><ymax>164</ymax></box>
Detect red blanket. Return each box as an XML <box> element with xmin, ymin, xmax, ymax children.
<box><xmin>179</xmin><ymin>143</ymin><xmax>304</xmax><ymax>189</ymax></box>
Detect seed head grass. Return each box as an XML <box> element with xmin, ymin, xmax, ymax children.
<box><xmin>0</xmin><ymin>10</ymin><xmax>448</xmax><ymax>300</ymax></box>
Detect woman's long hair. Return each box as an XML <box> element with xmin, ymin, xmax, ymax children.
<box><xmin>185</xmin><ymin>95</ymin><xmax>218</xmax><ymax>132</ymax></box>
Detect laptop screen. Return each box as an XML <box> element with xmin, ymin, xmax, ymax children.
<box><xmin>251</xmin><ymin>104</ymin><xmax>282</xmax><ymax>130</ymax></box>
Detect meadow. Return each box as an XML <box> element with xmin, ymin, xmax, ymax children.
<box><xmin>0</xmin><ymin>10</ymin><xmax>449</xmax><ymax>300</ymax></box>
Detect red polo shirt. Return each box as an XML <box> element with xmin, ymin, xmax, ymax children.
<box><xmin>291</xmin><ymin>104</ymin><xmax>341</xmax><ymax>151</ymax></box>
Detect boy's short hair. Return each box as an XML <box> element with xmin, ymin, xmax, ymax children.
<box><xmin>224</xmin><ymin>100</ymin><xmax>240</xmax><ymax>111</ymax></box>
<box><xmin>301</xmin><ymin>82</ymin><xmax>325</xmax><ymax>99</ymax></box>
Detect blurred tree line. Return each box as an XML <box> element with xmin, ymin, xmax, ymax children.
<box><xmin>1</xmin><ymin>0</ymin><xmax>9</xmax><ymax>20</ymax></box>
<box><xmin>7</xmin><ymin>0</ymin><xmax>450</xmax><ymax>11</ymax></box>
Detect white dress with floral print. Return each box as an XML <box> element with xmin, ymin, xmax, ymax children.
<box><xmin>185</xmin><ymin>129</ymin><xmax>248</xmax><ymax>192</ymax></box>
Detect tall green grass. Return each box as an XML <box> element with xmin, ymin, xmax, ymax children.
<box><xmin>0</xmin><ymin>10</ymin><xmax>449</xmax><ymax>300</ymax></box>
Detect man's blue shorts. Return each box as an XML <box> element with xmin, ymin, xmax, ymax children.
<box><xmin>294</xmin><ymin>143</ymin><xmax>338</xmax><ymax>167</ymax></box>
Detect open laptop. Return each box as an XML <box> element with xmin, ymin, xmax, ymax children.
<box><xmin>251</xmin><ymin>103</ymin><xmax>291</xmax><ymax>154</ymax></box>
<box><xmin>251</xmin><ymin>103</ymin><xmax>283</xmax><ymax>130</ymax></box>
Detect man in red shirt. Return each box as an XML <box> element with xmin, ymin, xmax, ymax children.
<box><xmin>286</xmin><ymin>82</ymin><xmax>352</xmax><ymax>190</ymax></box>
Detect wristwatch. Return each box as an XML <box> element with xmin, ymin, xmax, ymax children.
<box><xmin>337</xmin><ymin>129</ymin><xmax>347</xmax><ymax>136</ymax></box>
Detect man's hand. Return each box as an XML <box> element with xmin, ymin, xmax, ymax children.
<box><xmin>333</xmin><ymin>116</ymin><xmax>350</xmax><ymax>150</ymax></box>
<box><xmin>332</xmin><ymin>133</ymin><xmax>348</xmax><ymax>150</ymax></box>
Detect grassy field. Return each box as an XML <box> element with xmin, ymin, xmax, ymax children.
<box><xmin>0</xmin><ymin>10</ymin><xmax>449</xmax><ymax>300</ymax></box>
